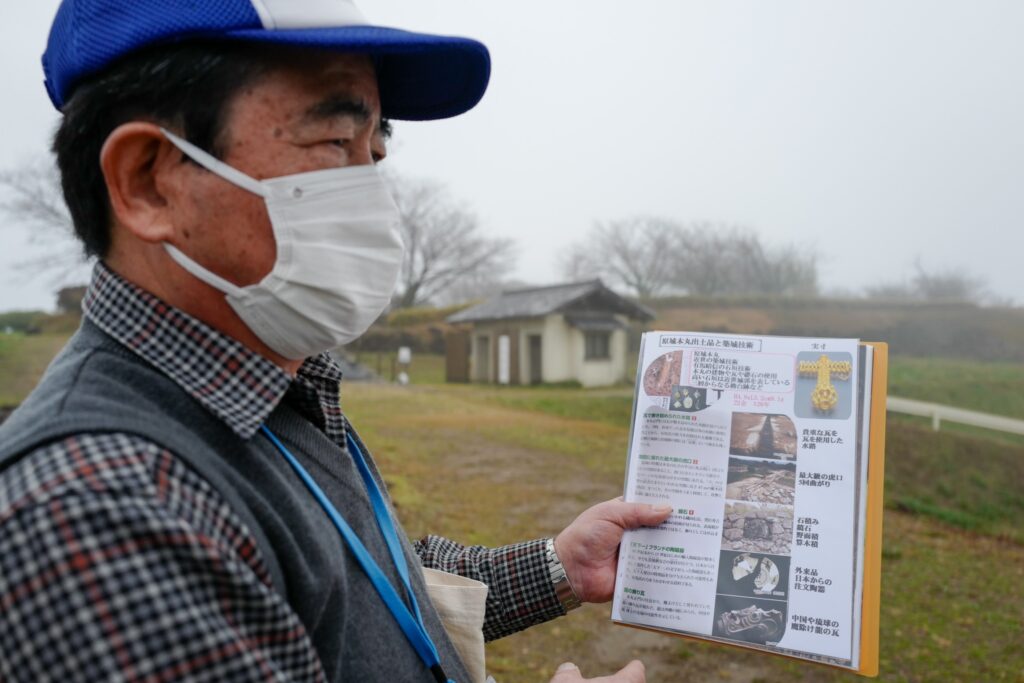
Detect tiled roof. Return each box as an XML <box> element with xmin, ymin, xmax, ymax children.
<box><xmin>447</xmin><ymin>280</ymin><xmax>655</xmax><ymax>324</ymax></box>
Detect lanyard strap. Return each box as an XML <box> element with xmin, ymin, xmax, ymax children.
<box><xmin>260</xmin><ymin>425</ymin><xmax>453</xmax><ymax>683</ymax></box>
<box><xmin>345</xmin><ymin>430</ymin><xmax>428</xmax><ymax>627</ymax></box>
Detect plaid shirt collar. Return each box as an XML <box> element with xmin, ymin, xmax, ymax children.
<box><xmin>83</xmin><ymin>262</ymin><xmax>345</xmax><ymax>440</ymax></box>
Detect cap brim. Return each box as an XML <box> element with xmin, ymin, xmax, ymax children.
<box><xmin>222</xmin><ymin>25</ymin><xmax>490</xmax><ymax>121</ymax></box>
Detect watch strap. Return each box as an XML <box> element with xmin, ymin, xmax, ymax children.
<box><xmin>546</xmin><ymin>538</ymin><xmax>581</xmax><ymax>612</ymax></box>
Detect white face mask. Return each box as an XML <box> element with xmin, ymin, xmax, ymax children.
<box><xmin>160</xmin><ymin>128</ymin><xmax>404</xmax><ymax>360</ymax></box>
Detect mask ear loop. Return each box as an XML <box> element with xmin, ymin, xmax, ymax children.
<box><xmin>164</xmin><ymin>244</ymin><xmax>248</xmax><ymax>299</ymax></box>
<box><xmin>159</xmin><ymin>128</ymin><xmax>265</xmax><ymax>298</ymax></box>
<box><xmin>160</xmin><ymin>127</ymin><xmax>269</xmax><ymax>198</ymax></box>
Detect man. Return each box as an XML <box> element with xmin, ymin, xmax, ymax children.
<box><xmin>0</xmin><ymin>2</ymin><xmax>671</xmax><ymax>681</ymax></box>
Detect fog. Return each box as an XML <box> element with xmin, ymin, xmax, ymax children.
<box><xmin>3</xmin><ymin>0</ymin><xmax>1023</xmax><ymax>311</ymax></box>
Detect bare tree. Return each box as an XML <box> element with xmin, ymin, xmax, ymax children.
<box><xmin>911</xmin><ymin>261</ymin><xmax>986</xmax><ymax>303</ymax></box>
<box><xmin>669</xmin><ymin>224</ymin><xmax>735</xmax><ymax>296</ymax></box>
<box><xmin>863</xmin><ymin>282</ymin><xmax>915</xmax><ymax>301</ymax></box>
<box><xmin>389</xmin><ymin>175</ymin><xmax>516</xmax><ymax>309</ymax></box>
<box><xmin>674</xmin><ymin>225</ymin><xmax>817</xmax><ymax>297</ymax></box>
<box><xmin>866</xmin><ymin>260</ymin><xmax>988</xmax><ymax>304</ymax></box>
<box><xmin>560</xmin><ymin>217</ymin><xmax>679</xmax><ymax>298</ymax></box>
<box><xmin>432</xmin><ymin>276</ymin><xmax>533</xmax><ymax>308</ymax></box>
<box><xmin>0</xmin><ymin>158</ymin><xmax>89</xmax><ymax>285</ymax></box>
<box><xmin>564</xmin><ymin>219</ymin><xmax>817</xmax><ymax>298</ymax></box>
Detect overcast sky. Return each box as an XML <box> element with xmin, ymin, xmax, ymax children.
<box><xmin>3</xmin><ymin>0</ymin><xmax>1023</xmax><ymax>312</ymax></box>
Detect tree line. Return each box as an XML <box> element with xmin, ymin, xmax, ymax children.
<box><xmin>0</xmin><ymin>160</ymin><xmax>1002</xmax><ymax>309</ymax></box>
<box><xmin>561</xmin><ymin>217</ymin><xmax>818</xmax><ymax>299</ymax></box>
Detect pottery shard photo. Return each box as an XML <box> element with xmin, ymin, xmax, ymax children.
<box><xmin>716</xmin><ymin>549</ymin><xmax>790</xmax><ymax>600</ymax></box>
<box><xmin>712</xmin><ymin>595</ymin><xmax>788</xmax><ymax>645</ymax></box>
<box><xmin>668</xmin><ymin>385</ymin><xmax>713</xmax><ymax>413</ymax></box>
<box><xmin>729</xmin><ymin>412</ymin><xmax>797</xmax><ymax>460</ymax></box>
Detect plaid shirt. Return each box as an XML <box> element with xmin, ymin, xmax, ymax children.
<box><xmin>0</xmin><ymin>263</ymin><xmax>562</xmax><ymax>682</ymax></box>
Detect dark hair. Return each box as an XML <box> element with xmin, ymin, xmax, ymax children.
<box><xmin>52</xmin><ymin>41</ymin><xmax>273</xmax><ymax>258</ymax></box>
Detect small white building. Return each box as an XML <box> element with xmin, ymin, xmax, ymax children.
<box><xmin>445</xmin><ymin>280</ymin><xmax>655</xmax><ymax>388</ymax></box>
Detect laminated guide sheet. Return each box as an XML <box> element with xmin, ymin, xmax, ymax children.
<box><xmin>612</xmin><ymin>332</ymin><xmax>886</xmax><ymax>676</ymax></box>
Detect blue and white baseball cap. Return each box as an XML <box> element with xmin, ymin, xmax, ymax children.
<box><xmin>43</xmin><ymin>0</ymin><xmax>490</xmax><ymax>120</ymax></box>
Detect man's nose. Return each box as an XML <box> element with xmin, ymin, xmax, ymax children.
<box><xmin>348</xmin><ymin>143</ymin><xmax>374</xmax><ymax>166</ymax></box>
<box><xmin>347</xmin><ymin>131</ymin><xmax>378</xmax><ymax>166</ymax></box>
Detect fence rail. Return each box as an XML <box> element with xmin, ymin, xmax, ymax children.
<box><xmin>887</xmin><ymin>396</ymin><xmax>1024</xmax><ymax>436</ymax></box>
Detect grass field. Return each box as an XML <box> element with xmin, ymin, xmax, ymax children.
<box><xmin>354</xmin><ymin>350</ymin><xmax>448</xmax><ymax>385</ymax></box>
<box><xmin>342</xmin><ymin>383</ymin><xmax>1024</xmax><ymax>682</ymax></box>
<box><xmin>0</xmin><ymin>333</ymin><xmax>69</xmax><ymax>406</ymax></box>
<box><xmin>377</xmin><ymin>354</ymin><xmax>1024</xmax><ymax>460</ymax></box>
<box><xmin>888</xmin><ymin>357</ymin><xmax>1024</xmax><ymax>420</ymax></box>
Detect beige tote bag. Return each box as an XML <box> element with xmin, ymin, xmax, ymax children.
<box><xmin>422</xmin><ymin>567</ymin><xmax>490</xmax><ymax>683</ymax></box>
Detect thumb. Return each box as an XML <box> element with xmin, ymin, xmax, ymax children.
<box><xmin>616</xmin><ymin>659</ymin><xmax>646</xmax><ymax>683</ymax></box>
<box><xmin>614</xmin><ymin>500</ymin><xmax>673</xmax><ymax>529</ymax></box>
<box><xmin>549</xmin><ymin>662</ymin><xmax>583</xmax><ymax>682</ymax></box>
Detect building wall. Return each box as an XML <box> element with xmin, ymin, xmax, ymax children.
<box><xmin>540</xmin><ymin>314</ymin><xmax>575</xmax><ymax>384</ymax></box>
<box><xmin>470</xmin><ymin>327</ymin><xmax>490</xmax><ymax>382</ymax></box>
<box><xmin>515</xmin><ymin>320</ymin><xmax>547</xmax><ymax>385</ymax></box>
<box><xmin>572</xmin><ymin>316</ymin><xmax>632</xmax><ymax>388</ymax></box>
<box><xmin>468</xmin><ymin>321</ymin><xmax>524</xmax><ymax>384</ymax></box>
<box><xmin>467</xmin><ymin>314</ymin><xmax>636</xmax><ymax>388</ymax></box>
<box><xmin>445</xmin><ymin>331</ymin><xmax>471</xmax><ymax>382</ymax></box>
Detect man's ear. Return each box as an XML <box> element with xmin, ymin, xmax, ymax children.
<box><xmin>100</xmin><ymin>122</ymin><xmax>185</xmax><ymax>244</ymax></box>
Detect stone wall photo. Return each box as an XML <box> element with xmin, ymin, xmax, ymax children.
<box><xmin>721</xmin><ymin>501</ymin><xmax>794</xmax><ymax>555</ymax></box>
<box><xmin>725</xmin><ymin>457</ymin><xmax>796</xmax><ymax>505</ymax></box>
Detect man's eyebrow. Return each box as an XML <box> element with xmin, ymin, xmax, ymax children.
<box><xmin>303</xmin><ymin>95</ymin><xmax>391</xmax><ymax>139</ymax></box>
<box><xmin>304</xmin><ymin>95</ymin><xmax>370</xmax><ymax>122</ymax></box>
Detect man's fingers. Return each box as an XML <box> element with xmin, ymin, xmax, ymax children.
<box><xmin>615</xmin><ymin>659</ymin><xmax>646</xmax><ymax>682</ymax></box>
<box><xmin>548</xmin><ymin>660</ymin><xmax>646</xmax><ymax>683</ymax></box>
<box><xmin>605</xmin><ymin>499</ymin><xmax>673</xmax><ymax>529</ymax></box>
<box><xmin>549</xmin><ymin>661</ymin><xmax>583</xmax><ymax>682</ymax></box>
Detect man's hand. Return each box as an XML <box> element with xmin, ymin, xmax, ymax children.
<box><xmin>553</xmin><ymin>497</ymin><xmax>672</xmax><ymax>603</ymax></box>
<box><xmin>549</xmin><ymin>660</ymin><xmax>645</xmax><ymax>683</ymax></box>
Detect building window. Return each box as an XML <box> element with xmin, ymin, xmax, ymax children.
<box><xmin>585</xmin><ymin>331</ymin><xmax>611</xmax><ymax>360</ymax></box>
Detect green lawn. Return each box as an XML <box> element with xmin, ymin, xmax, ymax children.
<box><xmin>0</xmin><ymin>333</ymin><xmax>71</xmax><ymax>406</ymax></box>
<box><xmin>888</xmin><ymin>356</ymin><xmax>1024</xmax><ymax>420</ymax></box>
<box><xmin>393</xmin><ymin>352</ymin><xmax>1024</xmax><ymax>424</ymax></box>
<box><xmin>353</xmin><ymin>350</ymin><xmax>447</xmax><ymax>385</ymax></box>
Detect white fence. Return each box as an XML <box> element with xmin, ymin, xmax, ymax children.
<box><xmin>887</xmin><ymin>396</ymin><xmax>1024</xmax><ymax>436</ymax></box>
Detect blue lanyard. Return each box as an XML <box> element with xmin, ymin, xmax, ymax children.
<box><xmin>260</xmin><ymin>425</ymin><xmax>453</xmax><ymax>683</ymax></box>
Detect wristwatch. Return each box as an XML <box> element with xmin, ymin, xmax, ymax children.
<box><xmin>545</xmin><ymin>538</ymin><xmax>581</xmax><ymax>611</ymax></box>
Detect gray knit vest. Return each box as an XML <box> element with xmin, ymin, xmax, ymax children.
<box><xmin>0</xmin><ymin>320</ymin><xmax>471</xmax><ymax>683</ymax></box>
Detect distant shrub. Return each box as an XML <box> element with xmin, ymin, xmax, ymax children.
<box><xmin>0</xmin><ymin>311</ymin><xmax>47</xmax><ymax>334</ymax></box>
<box><xmin>387</xmin><ymin>302</ymin><xmax>474</xmax><ymax>328</ymax></box>
<box><xmin>0</xmin><ymin>311</ymin><xmax>81</xmax><ymax>335</ymax></box>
